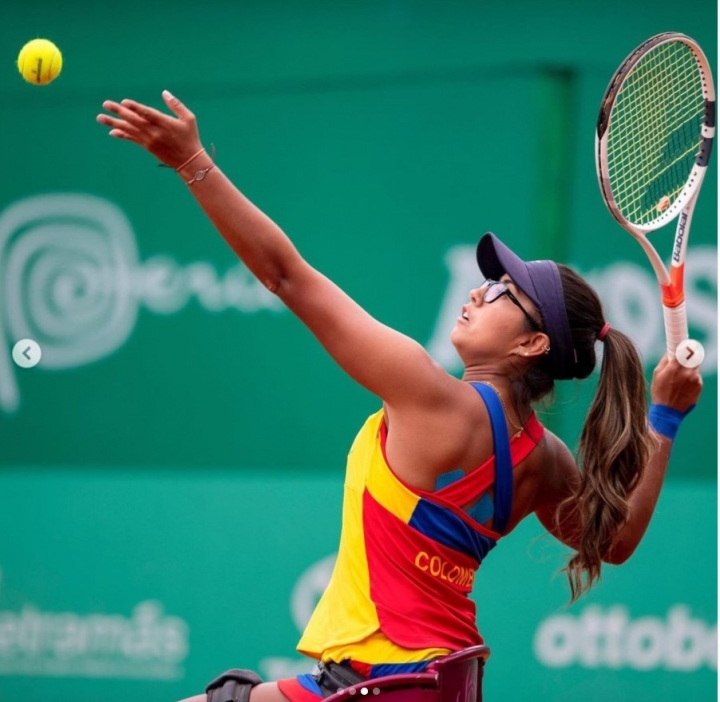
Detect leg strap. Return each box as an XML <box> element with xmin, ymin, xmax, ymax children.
<box><xmin>315</xmin><ymin>662</ymin><xmax>366</xmax><ymax>697</ymax></box>
<box><xmin>205</xmin><ymin>668</ymin><xmax>263</xmax><ymax>702</ymax></box>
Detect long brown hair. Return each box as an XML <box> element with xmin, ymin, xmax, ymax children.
<box><xmin>513</xmin><ymin>264</ymin><xmax>655</xmax><ymax>600</ymax></box>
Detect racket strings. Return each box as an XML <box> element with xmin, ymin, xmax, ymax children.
<box><xmin>619</xmin><ymin>51</ymin><xmax>693</xmax><ymax>192</ymax></box>
<box><xmin>612</xmin><ymin>45</ymin><xmax>699</xmax><ymax>190</ymax></box>
<box><xmin>625</xmin><ymin>52</ymin><xmax>699</xmax><ymax>193</ymax></box>
<box><xmin>607</xmin><ymin>41</ymin><xmax>705</xmax><ymax>225</ymax></box>
<box><xmin>612</xmin><ymin>47</ymin><xmax>701</xmax><ymax>214</ymax></box>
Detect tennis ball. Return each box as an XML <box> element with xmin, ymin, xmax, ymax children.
<box><xmin>17</xmin><ymin>39</ymin><xmax>63</xmax><ymax>85</ymax></box>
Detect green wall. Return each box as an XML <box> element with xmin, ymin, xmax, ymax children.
<box><xmin>0</xmin><ymin>1</ymin><xmax>716</xmax><ymax>700</ymax></box>
<box><xmin>0</xmin><ymin>471</ymin><xmax>714</xmax><ymax>701</ymax></box>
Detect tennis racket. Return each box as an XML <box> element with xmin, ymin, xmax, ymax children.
<box><xmin>595</xmin><ymin>31</ymin><xmax>715</xmax><ymax>367</ymax></box>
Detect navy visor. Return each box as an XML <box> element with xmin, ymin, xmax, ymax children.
<box><xmin>476</xmin><ymin>233</ymin><xmax>577</xmax><ymax>380</ymax></box>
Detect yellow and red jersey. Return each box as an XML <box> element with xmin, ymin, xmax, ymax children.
<box><xmin>297</xmin><ymin>404</ymin><xmax>544</xmax><ymax>670</ymax></box>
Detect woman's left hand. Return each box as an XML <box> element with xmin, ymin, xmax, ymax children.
<box><xmin>96</xmin><ymin>90</ymin><xmax>203</xmax><ymax>169</ymax></box>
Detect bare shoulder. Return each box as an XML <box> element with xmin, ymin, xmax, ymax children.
<box><xmin>385</xmin><ymin>371</ymin><xmax>482</xmax><ymax>423</ymax></box>
<box><xmin>384</xmin><ymin>378</ymin><xmax>500</xmax><ymax>488</ymax></box>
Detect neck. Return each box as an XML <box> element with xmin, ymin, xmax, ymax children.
<box><xmin>462</xmin><ymin>370</ymin><xmax>512</xmax><ymax>389</ymax></box>
<box><xmin>462</xmin><ymin>373</ymin><xmax>532</xmax><ymax>427</ymax></box>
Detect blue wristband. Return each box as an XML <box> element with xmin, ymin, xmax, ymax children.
<box><xmin>648</xmin><ymin>403</ymin><xmax>696</xmax><ymax>441</ymax></box>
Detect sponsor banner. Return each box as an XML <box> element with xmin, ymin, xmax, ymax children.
<box><xmin>1</xmin><ymin>193</ymin><xmax>716</xmax><ymax>479</ymax></box>
<box><xmin>1</xmin><ymin>194</ymin><xmax>716</xmax><ymax>417</ymax></box>
<box><xmin>0</xmin><ymin>579</ymin><xmax>189</xmax><ymax>680</ymax></box>
<box><xmin>535</xmin><ymin>605</ymin><xmax>717</xmax><ymax>672</ymax></box>
<box><xmin>0</xmin><ymin>193</ymin><xmax>281</xmax><ymax>416</ymax></box>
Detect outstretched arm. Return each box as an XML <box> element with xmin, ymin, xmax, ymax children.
<box><xmin>535</xmin><ymin>355</ymin><xmax>703</xmax><ymax>562</ymax></box>
<box><xmin>96</xmin><ymin>92</ymin><xmax>454</xmax><ymax>408</ymax></box>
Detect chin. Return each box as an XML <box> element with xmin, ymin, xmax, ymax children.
<box><xmin>448</xmin><ymin>333</ymin><xmax>468</xmax><ymax>363</ymax></box>
<box><xmin>449</xmin><ymin>328</ymin><xmax>461</xmax><ymax>349</ymax></box>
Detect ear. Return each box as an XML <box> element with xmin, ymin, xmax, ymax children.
<box><xmin>514</xmin><ymin>332</ymin><xmax>551</xmax><ymax>359</ymax></box>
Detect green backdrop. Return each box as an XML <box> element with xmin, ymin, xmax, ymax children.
<box><xmin>0</xmin><ymin>1</ymin><xmax>716</xmax><ymax>701</ymax></box>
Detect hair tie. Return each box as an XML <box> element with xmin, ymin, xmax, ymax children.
<box><xmin>598</xmin><ymin>322</ymin><xmax>611</xmax><ymax>342</ymax></box>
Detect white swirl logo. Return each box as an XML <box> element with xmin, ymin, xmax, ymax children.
<box><xmin>0</xmin><ymin>193</ymin><xmax>283</xmax><ymax>414</ymax></box>
<box><xmin>0</xmin><ymin>194</ymin><xmax>139</xmax><ymax>413</ymax></box>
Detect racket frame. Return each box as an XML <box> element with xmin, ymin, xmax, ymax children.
<box><xmin>595</xmin><ymin>32</ymin><xmax>716</xmax><ymax>353</ymax></box>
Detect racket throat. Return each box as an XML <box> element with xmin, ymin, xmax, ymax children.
<box><xmin>660</xmin><ymin>281</ymin><xmax>685</xmax><ymax>308</ymax></box>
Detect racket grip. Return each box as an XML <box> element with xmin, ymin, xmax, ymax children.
<box><xmin>663</xmin><ymin>302</ymin><xmax>688</xmax><ymax>355</ymax></box>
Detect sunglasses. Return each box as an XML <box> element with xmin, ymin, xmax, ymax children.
<box><xmin>482</xmin><ymin>280</ymin><xmax>542</xmax><ymax>330</ymax></box>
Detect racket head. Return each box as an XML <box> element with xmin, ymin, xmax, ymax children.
<box><xmin>595</xmin><ymin>32</ymin><xmax>715</xmax><ymax>235</ymax></box>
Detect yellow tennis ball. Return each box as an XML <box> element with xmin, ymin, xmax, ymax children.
<box><xmin>17</xmin><ymin>39</ymin><xmax>63</xmax><ymax>85</ymax></box>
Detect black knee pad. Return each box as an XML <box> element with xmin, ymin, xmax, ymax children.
<box><xmin>205</xmin><ymin>668</ymin><xmax>263</xmax><ymax>702</ymax></box>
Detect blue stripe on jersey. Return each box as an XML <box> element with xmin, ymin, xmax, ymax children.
<box><xmin>408</xmin><ymin>497</ymin><xmax>496</xmax><ymax>562</ymax></box>
<box><xmin>369</xmin><ymin>660</ymin><xmax>434</xmax><ymax>677</ymax></box>
<box><xmin>466</xmin><ymin>492</ymin><xmax>494</xmax><ymax>524</ymax></box>
<box><xmin>297</xmin><ymin>673</ymin><xmax>324</xmax><ymax>695</ymax></box>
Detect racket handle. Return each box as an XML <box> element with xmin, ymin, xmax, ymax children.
<box><xmin>663</xmin><ymin>302</ymin><xmax>688</xmax><ymax>355</ymax></box>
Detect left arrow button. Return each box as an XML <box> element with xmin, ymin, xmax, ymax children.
<box><xmin>12</xmin><ymin>339</ymin><xmax>42</xmax><ymax>369</ymax></box>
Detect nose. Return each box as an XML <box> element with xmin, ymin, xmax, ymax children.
<box><xmin>469</xmin><ymin>287</ymin><xmax>483</xmax><ymax>305</ymax></box>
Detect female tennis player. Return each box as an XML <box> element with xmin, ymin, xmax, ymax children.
<box><xmin>97</xmin><ymin>91</ymin><xmax>702</xmax><ymax>702</ymax></box>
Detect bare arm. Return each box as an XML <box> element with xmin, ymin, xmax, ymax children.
<box><xmin>535</xmin><ymin>355</ymin><xmax>703</xmax><ymax>562</ymax></box>
<box><xmin>96</xmin><ymin>92</ymin><xmax>453</xmax><ymax>407</ymax></box>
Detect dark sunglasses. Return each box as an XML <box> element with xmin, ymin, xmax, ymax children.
<box><xmin>482</xmin><ymin>280</ymin><xmax>542</xmax><ymax>330</ymax></box>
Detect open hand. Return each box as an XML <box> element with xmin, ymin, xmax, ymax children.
<box><xmin>96</xmin><ymin>90</ymin><xmax>203</xmax><ymax>169</ymax></box>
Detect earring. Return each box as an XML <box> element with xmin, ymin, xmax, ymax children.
<box><xmin>543</xmin><ymin>346</ymin><xmax>551</xmax><ymax>354</ymax></box>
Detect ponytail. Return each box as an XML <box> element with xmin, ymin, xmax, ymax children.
<box><xmin>514</xmin><ymin>264</ymin><xmax>656</xmax><ymax>600</ymax></box>
<box><xmin>561</xmin><ymin>326</ymin><xmax>655</xmax><ymax>601</ymax></box>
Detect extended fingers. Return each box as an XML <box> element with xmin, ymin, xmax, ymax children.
<box><xmin>96</xmin><ymin>110</ymin><xmax>144</xmax><ymax>141</ymax></box>
<box><xmin>96</xmin><ymin>112</ymin><xmax>130</xmax><ymax>130</ymax></box>
<box><xmin>119</xmin><ymin>98</ymin><xmax>172</xmax><ymax>124</ymax></box>
<box><xmin>162</xmin><ymin>90</ymin><xmax>195</xmax><ymax>121</ymax></box>
<box><xmin>96</xmin><ymin>92</ymin><xmax>200</xmax><ymax>167</ymax></box>
<box><xmin>99</xmin><ymin>99</ymin><xmax>155</xmax><ymax>127</ymax></box>
<box><xmin>97</xmin><ymin>101</ymin><xmax>148</xmax><ymax>138</ymax></box>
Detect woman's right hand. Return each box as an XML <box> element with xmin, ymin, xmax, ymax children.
<box><xmin>96</xmin><ymin>90</ymin><xmax>204</xmax><ymax>169</ymax></box>
<box><xmin>650</xmin><ymin>354</ymin><xmax>703</xmax><ymax>412</ymax></box>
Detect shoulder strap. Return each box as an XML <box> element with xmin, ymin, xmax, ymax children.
<box><xmin>433</xmin><ymin>413</ymin><xmax>543</xmax><ymax>505</ymax></box>
<box><xmin>469</xmin><ymin>383</ymin><xmax>513</xmax><ymax>534</ymax></box>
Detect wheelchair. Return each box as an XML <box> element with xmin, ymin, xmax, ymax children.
<box><xmin>323</xmin><ymin>644</ymin><xmax>490</xmax><ymax>702</ymax></box>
